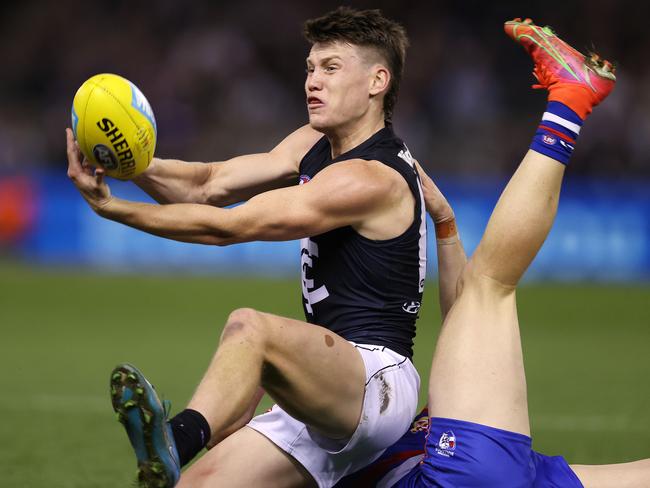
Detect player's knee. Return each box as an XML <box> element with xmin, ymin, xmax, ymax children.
<box><xmin>458</xmin><ymin>261</ymin><xmax>514</xmax><ymax>298</ymax></box>
<box><xmin>227</xmin><ymin>307</ymin><xmax>260</xmax><ymax>324</ymax></box>
<box><xmin>457</xmin><ymin>262</ymin><xmax>481</xmax><ymax>291</ymax></box>
<box><xmin>183</xmin><ymin>462</ymin><xmax>216</xmax><ymax>484</ymax></box>
<box><xmin>180</xmin><ymin>447</ymin><xmax>224</xmax><ymax>484</ymax></box>
<box><xmin>221</xmin><ymin>308</ymin><xmax>265</xmax><ymax>343</ymax></box>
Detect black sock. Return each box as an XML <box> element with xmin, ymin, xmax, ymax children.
<box><xmin>169</xmin><ymin>409</ymin><xmax>211</xmax><ymax>467</ymax></box>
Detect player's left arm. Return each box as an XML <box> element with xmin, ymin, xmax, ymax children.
<box><xmin>415</xmin><ymin>162</ymin><xmax>467</xmax><ymax>321</ymax></box>
<box><xmin>67</xmin><ymin>134</ymin><xmax>400</xmax><ymax>245</ymax></box>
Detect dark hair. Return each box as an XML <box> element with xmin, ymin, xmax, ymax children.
<box><xmin>303</xmin><ymin>6</ymin><xmax>409</xmax><ymax>122</ymax></box>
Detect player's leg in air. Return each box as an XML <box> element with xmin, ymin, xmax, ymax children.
<box><xmin>338</xmin><ymin>21</ymin><xmax>650</xmax><ymax>488</ymax></box>
<box><xmin>393</xmin><ymin>18</ymin><xmax>641</xmax><ymax>488</ymax></box>
<box><xmin>338</xmin><ymin>20</ymin><xmax>650</xmax><ymax>487</ymax></box>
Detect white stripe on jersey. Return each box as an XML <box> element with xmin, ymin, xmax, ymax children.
<box><xmin>399</xmin><ymin>145</ymin><xmax>427</xmax><ymax>293</ymax></box>
<box><xmin>414</xmin><ymin>174</ymin><xmax>427</xmax><ymax>293</ymax></box>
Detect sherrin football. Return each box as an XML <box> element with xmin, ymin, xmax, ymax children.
<box><xmin>71</xmin><ymin>73</ymin><xmax>157</xmax><ymax>180</ymax></box>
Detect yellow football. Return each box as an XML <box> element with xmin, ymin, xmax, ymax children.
<box><xmin>71</xmin><ymin>73</ymin><xmax>157</xmax><ymax>180</ymax></box>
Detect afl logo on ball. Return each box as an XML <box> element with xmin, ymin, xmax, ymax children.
<box><xmin>92</xmin><ymin>144</ymin><xmax>118</xmax><ymax>170</ymax></box>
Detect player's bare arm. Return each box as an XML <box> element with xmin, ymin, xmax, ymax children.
<box><xmin>67</xmin><ymin>131</ymin><xmax>412</xmax><ymax>245</ymax></box>
<box><xmin>102</xmin><ymin>160</ymin><xmax>409</xmax><ymax>244</ymax></box>
<box><xmin>133</xmin><ymin>124</ymin><xmax>323</xmax><ymax>206</ymax></box>
<box><xmin>416</xmin><ymin>162</ymin><xmax>467</xmax><ymax>320</ymax></box>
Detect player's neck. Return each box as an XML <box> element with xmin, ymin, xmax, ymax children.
<box><xmin>327</xmin><ymin>116</ymin><xmax>385</xmax><ymax>159</ymax></box>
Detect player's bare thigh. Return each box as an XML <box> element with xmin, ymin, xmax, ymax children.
<box><xmin>231</xmin><ymin>309</ymin><xmax>367</xmax><ymax>439</ymax></box>
<box><xmin>178</xmin><ymin>426</ymin><xmax>317</xmax><ymax>488</ymax></box>
<box><xmin>427</xmin><ymin>263</ymin><xmax>530</xmax><ymax>436</ymax></box>
<box><xmin>570</xmin><ymin>460</ymin><xmax>650</xmax><ymax>488</ymax></box>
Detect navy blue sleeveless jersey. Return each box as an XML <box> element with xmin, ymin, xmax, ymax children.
<box><xmin>298</xmin><ymin>126</ymin><xmax>427</xmax><ymax>359</ymax></box>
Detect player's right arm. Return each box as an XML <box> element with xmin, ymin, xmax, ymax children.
<box><xmin>134</xmin><ymin>125</ymin><xmax>323</xmax><ymax>207</ymax></box>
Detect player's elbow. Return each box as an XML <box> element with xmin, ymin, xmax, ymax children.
<box><xmin>204</xmin><ymin>229</ymin><xmax>240</xmax><ymax>247</ymax></box>
<box><xmin>199</xmin><ymin>165</ymin><xmax>230</xmax><ymax>206</ymax></box>
<box><xmin>196</xmin><ymin>220</ymin><xmax>240</xmax><ymax>247</ymax></box>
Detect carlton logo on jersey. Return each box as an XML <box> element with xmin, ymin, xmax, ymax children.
<box><xmin>300</xmin><ymin>237</ymin><xmax>329</xmax><ymax>314</ymax></box>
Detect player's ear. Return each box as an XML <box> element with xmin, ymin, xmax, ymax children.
<box><xmin>369</xmin><ymin>64</ymin><xmax>390</xmax><ymax>96</ymax></box>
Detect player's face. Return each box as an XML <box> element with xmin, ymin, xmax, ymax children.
<box><xmin>305</xmin><ymin>42</ymin><xmax>382</xmax><ymax>132</ymax></box>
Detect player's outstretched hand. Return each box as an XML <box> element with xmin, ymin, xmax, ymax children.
<box><xmin>415</xmin><ymin>162</ymin><xmax>454</xmax><ymax>224</ymax></box>
<box><xmin>66</xmin><ymin>128</ymin><xmax>113</xmax><ymax>213</ymax></box>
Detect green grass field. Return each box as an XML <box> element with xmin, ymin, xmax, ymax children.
<box><xmin>1</xmin><ymin>263</ymin><xmax>649</xmax><ymax>487</ymax></box>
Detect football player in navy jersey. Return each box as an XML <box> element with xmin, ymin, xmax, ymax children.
<box><xmin>65</xmin><ymin>7</ymin><xmax>438</xmax><ymax>488</ymax></box>
<box><xmin>338</xmin><ymin>19</ymin><xmax>650</xmax><ymax>488</ymax></box>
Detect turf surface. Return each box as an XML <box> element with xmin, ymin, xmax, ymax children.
<box><xmin>0</xmin><ymin>263</ymin><xmax>648</xmax><ymax>486</ymax></box>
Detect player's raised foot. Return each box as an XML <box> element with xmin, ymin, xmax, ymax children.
<box><xmin>110</xmin><ymin>364</ymin><xmax>180</xmax><ymax>488</ymax></box>
<box><xmin>504</xmin><ymin>18</ymin><xmax>616</xmax><ymax>118</ymax></box>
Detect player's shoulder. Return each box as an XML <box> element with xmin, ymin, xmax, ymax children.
<box><xmin>271</xmin><ymin>125</ymin><xmax>324</xmax><ymax>161</ymax></box>
<box><xmin>331</xmin><ymin>157</ymin><xmax>398</xmax><ymax>177</ymax></box>
<box><xmin>316</xmin><ymin>158</ymin><xmax>408</xmax><ymax>201</ymax></box>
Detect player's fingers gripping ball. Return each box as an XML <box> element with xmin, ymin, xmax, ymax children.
<box><xmin>71</xmin><ymin>73</ymin><xmax>157</xmax><ymax>180</ymax></box>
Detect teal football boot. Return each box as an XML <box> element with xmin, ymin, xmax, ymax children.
<box><xmin>110</xmin><ymin>364</ymin><xmax>181</xmax><ymax>488</ymax></box>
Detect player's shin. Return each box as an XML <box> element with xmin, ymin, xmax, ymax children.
<box><xmin>472</xmin><ymin>19</ymin><xmax>618</xmax><ymax>286</ymax></box>
<box><xmin>471</xmin><ymin>95</ymin><xmax>594</xmax><ymax>287</ymax></box>
<box><xmin>470</xmin><ymin>151</ymin><xmax>565</xmax><ymax>287</ymax></box>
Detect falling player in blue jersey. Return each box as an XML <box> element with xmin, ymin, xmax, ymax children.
<box><xmin>337</xmin><ymin>19</ymin><xmax>650</xmax><ymax>488</ymax></box>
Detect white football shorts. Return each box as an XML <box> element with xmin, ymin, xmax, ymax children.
<box><xmin>247</xmin><ymin>342</ymin><xmax>420</xmax><ymax>488</ymax></box>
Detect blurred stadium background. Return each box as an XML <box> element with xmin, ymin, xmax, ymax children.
<box><xmin>0</xmin><ymin>0</ymin><xmax>648</xmax><ymax>486</ymax></box>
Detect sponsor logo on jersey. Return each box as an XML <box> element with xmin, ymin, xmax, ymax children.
<box><xmin>402</xmin><ymin>301</ymin><xmax>421</xmax><ymax>314</ymax></box>
<box><xmin>435</xmin><ymin>430</ymin><xmax>456</xmax><ymax>457</ymax></box>
<box><xmin>299</xmin><ymin>174</ymin><xmax>311</xmax><ymax>185</ymax></box>
<box><xmin>542</xmin><ymin>134</ymin><xmax>557</xmax><ymax>145</ymax></box>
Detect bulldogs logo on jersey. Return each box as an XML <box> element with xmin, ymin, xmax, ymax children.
<box><xmin>435</xmin><ymin>431</ymin><xmax>456</xmax><ymax>457</ymax></box>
